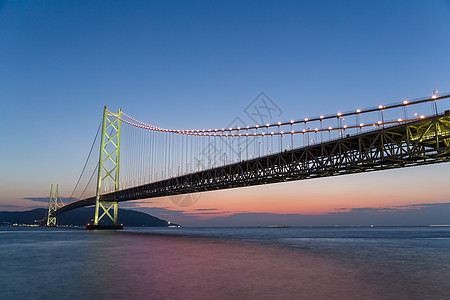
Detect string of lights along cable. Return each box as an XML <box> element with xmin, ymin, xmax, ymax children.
<box><xmin>69</xmin><ymin>91</ymin><xmax>449</xmax><ymax>201</ymax></box>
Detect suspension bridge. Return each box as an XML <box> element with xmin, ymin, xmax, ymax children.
<box><xmin>46</xmin><ymin>91</ymin><xmax>450</xmax><ymax>229</ymax></box>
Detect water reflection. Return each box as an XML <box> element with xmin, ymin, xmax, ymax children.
<box><xmin>1</xmin><ymin>227</ymin><xmax>450</xmax><ymax>299</ymax></box>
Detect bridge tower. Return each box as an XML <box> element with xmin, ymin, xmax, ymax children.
<box><xmin>89</xmin><ymin>106</ymin><xmax>123</xmax><ymax>229</ymax></box>
<box><xmin>46</xmin><ymin>184</ymin><xmax>59</xmax><ymax>226</ymax></box>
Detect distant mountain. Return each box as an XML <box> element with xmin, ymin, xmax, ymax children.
<box><xmin>0</xmin><ymin>208</ymin><xmax>179</xmax><ymax>227</ymax></box>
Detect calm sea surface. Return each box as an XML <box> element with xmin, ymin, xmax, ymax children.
<box><xmin>1</xmin><ymin>226</ymin><xmax>450</xmax><ymax>299</ymax></box>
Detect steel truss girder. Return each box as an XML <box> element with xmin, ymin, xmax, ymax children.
<box><xmin>55</xmin><ymin>113</ymin><xmax>450</xmax><ymax>214</ymax></box>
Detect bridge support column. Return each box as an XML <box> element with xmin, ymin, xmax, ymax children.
<box><xmin>89</xmin><ymin>106</ymin><xmax>123</xmax><ymax>230</ymax></box>
<box><xmin>46</xmin><ymin>184</ymin><xmax>59</xmax><ymax>226</ymax></box>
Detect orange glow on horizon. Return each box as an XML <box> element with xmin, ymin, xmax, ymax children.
<box><xmin>129</xmin><ymin>164</ymin><xmax>450</xmax><ymax>219</ymax></box>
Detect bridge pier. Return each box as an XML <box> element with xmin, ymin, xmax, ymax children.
<box><xmin>86</xmin><ymin>224</ymin><xmax>123</xmax><ymax>230</ymax></box>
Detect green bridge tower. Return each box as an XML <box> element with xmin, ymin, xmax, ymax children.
<box><xmin>87</xmin><ymin>106</ymin><xmax>123</xmax><ymax>230</ymax></box>
<box><xmin>46</xmin><ymin>184</ymin><xmax>59</xmax><ymax>226</ymax></box>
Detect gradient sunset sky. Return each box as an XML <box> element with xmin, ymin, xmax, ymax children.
<box><xmin>1</xmin><ymin>0</ymin><xmax>450</xmax><ymax>226</ymax></box>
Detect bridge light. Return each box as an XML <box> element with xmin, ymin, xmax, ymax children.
<box><xmin>254</xmin><ymin>133</ymin><xmax>257</xmax><ymax>136</ymax></box>
<box><xmin>360</xmin><ymin>123</ymin><xmax>364</xmax><ymax>127</ymax></box>
<box><xmin>378</xmin><ymin>105</ymin><xmax>384</xmax><ymax>109</ymax></box>
<box><xmin>432</xmin><ymin>90</ymin><xmax>439</xmax><ymax>99</ymax></box>
<box><xmin>290</xmin><ymin>120</ymin><xmax>295</xmax><ymax>123</ymax></box>
<box><xmin>291</xmin><ymin>130</ymin><xmax>295</xmax><ymax>133</ymax></box>
<box><xmin>398</xmin><ymin>118</ymin><xmax>402</xmax><ymax>122</ymax></box>
<box><xmin>315</xmin><ymin>128</ymin><xmax>319</xmax><ymax>131</ymax></box>
<box><xmin>304</xmin><ymin>118</ymin><xmax>309</xmax><ymax>122</ymax></box>
<box><xmin>337</xmin><ymin>113</ymin><xmax>342</xmax><ymax>117</ymax></box>
<box><xmin>222</xmin><ymin>128</ymin><xmax>225</xmax><ymax>131</ymax></box>
<box><xmin>262</xmin><ymin>132</ymin><xmax>265</xmax><ymax>135</ymax></box>
<box><xmin>271</xmin><ymin>132</ymin><xmax>274</xmax><ymax>135</ymax></box>
<box><xmin>229</xmin><ymin>128</ymin><xmax>232</xmax><ymax>130</ymax></box>
<box><xmin>246</xmin><ymin>126</ymin><xmax>250</xmax><ymax>129</ymax></box>
<box><xmin>303</xmin><ymin>129</ymin><xmax>306</xmax><ymax>133</ymax></box>
<box><xmin>320</xmin><ymin>115</ymin><xmax>324</xmax><ymax>119</ymax></box>
<box><xmin>266</xmin><ymin>123</ymin><xmax>270</xmax><ymax>127</ymax></box>
<box><xmin>256</xmin><ymin>125</ymin><xmax>260</xmax><ymax>128</ymax></box>
<box><xmin>232</xmin><ymin>134</ymin><xmax>235</xmax><ymax>137</ymax></box>
<box><xmin>238</xmin><ymin>134</ymin><xmax>242</xmax><ymax>136</ymax></box>
<box><xmin>246</xmin><ymin>133</ymin><xmax>249</xmax><ymax>136</ymax></box>
<box><xmin>356</xmin><ymin>109</ymin><xmax>361</xmax><ymax>113</ymax></box>
<box><xmin>420</xmin><ymin>115</ymin><xmax>425</xmax><ymax>119</ymax></box>
<box><xmin>343</xmin><ymin>125</ymin><xmax>348</xmax><ymax>129</ymax></box>
<box><xmin>328</xmin><ymin>127</ymin><xmax>332</xmax><ymax>130</ymax></box>
<box><xmin>378</xmin><ymin>121</ymin><xmax>382</xmax><ymax>124</ymax></box>
<box><xmin>237</xmin><ymin>127</ymin><xmax>241</xmax><ymax>130</ymax></box>
<box><xmin>278</xmin><ymin>122</ymin><xmax>282</xmax><ymax>125</ymax></box>
<box><xmin>403</xmin><ymin>100</ymin><xmax>408</xmax><ymax>105</ymax></box>
<box><xmin>281</xmin><ymin>131</ymin><xmax>284</xmax><ymax>134</ymax></box>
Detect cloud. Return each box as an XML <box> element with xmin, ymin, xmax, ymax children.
<box><xmin>0</xmin><ymin>204</ymin><xmax>19</xmax><ymax>208</ymax></box>
<box><xmin>330</xmin><ymin>207</ymin><xmax>398</xmax><ymax>214</ymax></box>
<box><xmin>24</xmin><ymin>197</ymin><xmax>77</xmax><ymax>203</ymax></box>
<box><xmin>119</xmin><ymin>202</ymin><xmax>153</xmax><ymax>208</ymax></box>
<box><xmin>19</xmin><ymin>195</ymin><xmax>450</xmax><ymax>227</ymax></box>
<box><xmin>187</xmin><ymin>211</ymin><xmax>232</xmax><ymax>215</ymax></box>
<box><xmin>133</xmin><ymin>202</ymin><xmax>450</xmax><ymax>227</ymax></box>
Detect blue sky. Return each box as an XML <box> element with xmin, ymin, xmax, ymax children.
<box><xmin>1</xmin><ymin>0</ymin><xmax>450</xmax><ymax>226</ymax></box>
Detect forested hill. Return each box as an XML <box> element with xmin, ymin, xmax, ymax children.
<box><xmin>0</xmin><ymin>207</ymin><xmax>179</xmax><ymax>227</ymax></box>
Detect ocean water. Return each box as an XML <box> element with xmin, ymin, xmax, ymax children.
<box><xmin>1</xmin><ymin>226</ymin><xmax>450</xmax><ymax>299</ymax></box>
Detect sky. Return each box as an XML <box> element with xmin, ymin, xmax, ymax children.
<box><xmin>1</xmin><ymin>0</ymin><xmax>450</xmax><ymax>226</ymax></box>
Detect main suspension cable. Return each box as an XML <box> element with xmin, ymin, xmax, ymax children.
<box><xmin>69</xmin><ymin>121</ymin><xmax>102</xmax><ymax>200</ymax></box>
